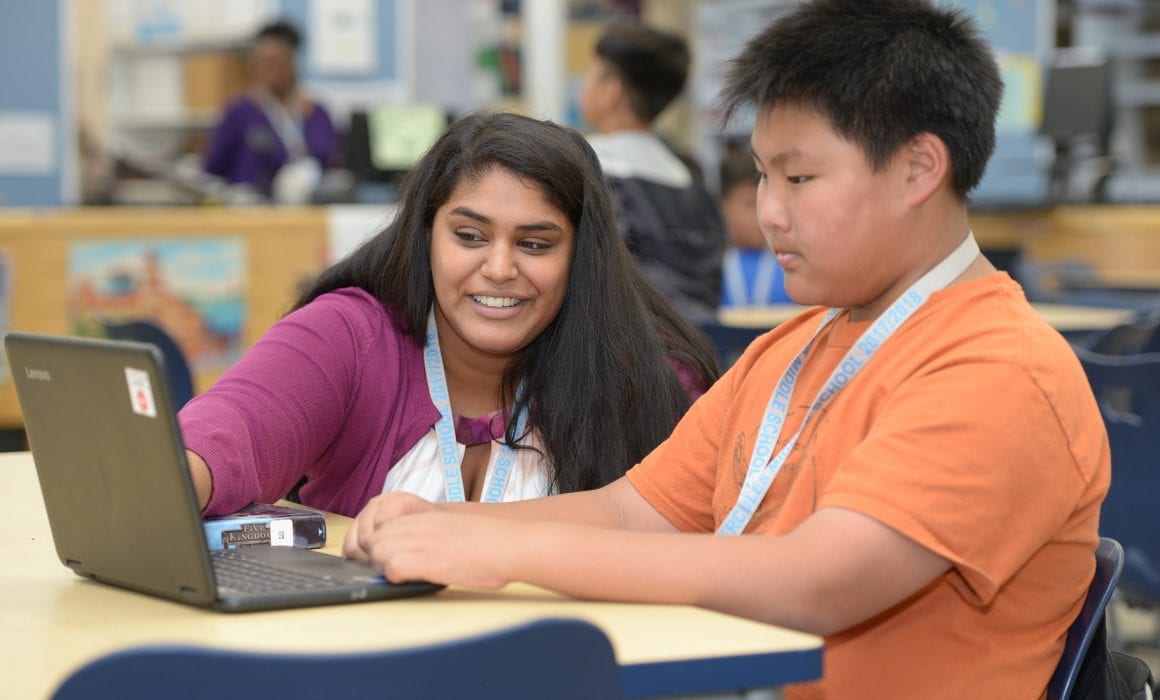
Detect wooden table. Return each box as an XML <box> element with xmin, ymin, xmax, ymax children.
<box><xmin>0</xmin><ymin>452</ymin><xmax>822</xmax><ymax>699</ymax></box>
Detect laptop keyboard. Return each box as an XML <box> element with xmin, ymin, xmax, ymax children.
<box><xmin>211</xmin><ymin>548</ymin><xmax>340</xmax><ymax>593</ymax></box>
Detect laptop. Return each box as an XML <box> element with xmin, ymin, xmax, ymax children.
<box><xmin>5</xmin><ymin>331</ymin><xmax>443</xmax><ymax>612</ymax></box>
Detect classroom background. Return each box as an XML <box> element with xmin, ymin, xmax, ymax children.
<box><xmin>0</xmin><ymin>0</ymin><xmax>1158</xmax><ymax>668</ymax></box>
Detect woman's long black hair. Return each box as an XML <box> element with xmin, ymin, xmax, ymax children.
<box><xmin>296</xmin><ymin>111</ymin><xmax>719</xmax><ymax>493</ymax></box>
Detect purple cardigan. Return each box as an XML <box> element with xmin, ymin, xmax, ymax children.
<box><xmin>179</xmin><ymin>288</ymin><xmax>706</xmax><ymax>517</ymax></box>
<box><xmin>202</xmin><ymin>93</ymin><xmax>339</xmax><ymax>197</ymax></box>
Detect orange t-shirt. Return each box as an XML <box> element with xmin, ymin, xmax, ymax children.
<box><xmin>627</xmin><ymin>273</ymin><xmax>1109</xmax><ymax>699</ymax></box>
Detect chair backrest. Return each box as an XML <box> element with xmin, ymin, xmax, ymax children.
<box><xmin>1085</xmin><ymin>308</ymin><xmax>1160</xmax><ymax>355</ymax></box>
<box><xmin>1074</xmin><ymin>346</ymin><xmax>1160</xmax><ymax>607</ymax></box>
<box><xmin>1015</xmin><ymin>257</ymin><xmax>1100</xmax><ymax>304</ymax></box>
<box><xmin>1047</xmin><ymin>537</ymin><xmax>1125</xmax><ymax>700</ymax></box>
<box><xmin>1013</xmin><ymin>259</ymin><xmax>1160</xmax><ymax>311</ymax></box>
<box><xmin>52</xmin><ymin>617</ymin><xmax>622</xmax><ymax>700</ymax></box>
<box><xmin>696</xmin><ymin>320</ymin><xmax>767</xmax><ymax>368</ymax></box>
<box><xmin>103</xmin><ymin>319</ymin><xmax>195</xmax><ymax>409</ymax></box>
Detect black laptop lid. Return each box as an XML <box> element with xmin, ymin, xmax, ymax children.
<box><xmin>5</xmin><ymin>332</ymin><xmax>217</xmax><ymax>606</ymax></box>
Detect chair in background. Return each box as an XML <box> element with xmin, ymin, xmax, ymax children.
<box><xmin>1085</xmin><ymin>308</ymin><xmax>1160</xmax><ymax>356</ymax></box>
<box><xmin>52</xmin><ymin>617</ymin><xmax>622</xmax><ymax>700</ymax></box>
<box><xmin>1048</xmin><ymin>537</ymin><xmax>1124</xmax><ymax>700</ymax></box>
<box><xmin>1075</xmin><ymin>345</ymin><xmax>1160</xmax><ymax>648</ymax></box>
<box><xmin>1014</xmin><ymin>257</ymin><xmax>1160</xmax><ymax>314</ymax></box>
<box><xmin>103</xmin><ymin>319</ymin><xmax>195</xmax><ymax>409</ymax></box>
<box><xmin>696</xmin><ymin>320</ymin><xmax>769</xmax><ymax>368</ymax></box>
<box><xmin>1016</xmin><ymin>257</ymin><xmax>1102</xmax><ymax>304</ymax></box>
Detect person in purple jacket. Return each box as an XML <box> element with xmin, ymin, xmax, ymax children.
<box><xmin>202</xmin><ymin>19</ymin><xmax>339</xmax><ymax>201</ymax></box>
<box><xmin>180</xmin><ymin>111</ymin><xmax>720</xmax><ymax>518</ymax></box>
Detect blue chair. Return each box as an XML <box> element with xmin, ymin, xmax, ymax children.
<box><xmin>1048</xmin><ymin>537</ymin><xmax>1125</xmax><ymax>700</ymax></box>
<box><xmin>103</xmin><ymin>319</ymin><xmax>196</xmax><ymax>409</ymax></box>
<box><xmin>52</xmin><ymin>617</ymin><xmax>622</xmax><ymax>700</ymax></box>
<box><xmin>696</xmin><ymin>320</ymin><xmax>769</xmax><ymax>368</ymax></box>
<box><xmin>1074</xmin><ymin>347</ymin><xmax>1160</xmax><ymax>622</ymax></box>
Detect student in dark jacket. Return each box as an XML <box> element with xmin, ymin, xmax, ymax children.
<box><xmin>579</xmin><ymin>20</ymin><xmax>726</xmax><ymax>323</ymax></box>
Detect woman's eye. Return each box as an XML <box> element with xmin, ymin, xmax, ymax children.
<box><xmin>787</xmin><ymin>175</ymin><xmax>812</xmax><ymax>185</ymax></box>
<box><xmin>454</xmin><ymin>229</ymin><xmax>484</xmax><ymax>243</ymax></box>
<box><xmin>519</xmin><ymin>239</ymin><xmax>553</xmax><ymax>252</ymax></box>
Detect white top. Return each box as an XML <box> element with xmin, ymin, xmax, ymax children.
<box><xmin>587</xmin><ymin>131</ymin><xmax>693</xmax><ymax>188</ymax></box>
<box><xmin>383</xmin><ymin>429</ymin><xmax>554</xmax><ymax>503</ymax></box>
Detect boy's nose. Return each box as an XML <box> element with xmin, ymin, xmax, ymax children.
<box><xmin>756</xmin><ymin>186</ymin><xmax>789</xmax><ymax>235</ymax></box>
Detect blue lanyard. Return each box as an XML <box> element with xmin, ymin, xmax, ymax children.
<box><xmin>256</xmin><ymin>89</ymin><xmax>307</xmax><ymax>158</ymax></box>
<box><xmin>423</xmin><ymin>311</ymin><xmax>527</xmax><ymax>503</ymax></box>
<box><xmin>716</xmin><ymin>234</ymin><xmax>981</xmax><ymax>536</ymax></box>
<box><xmin>725</xmin><ymin>248</ymin><xmax>779</xmax><ymax>306</ymax></box>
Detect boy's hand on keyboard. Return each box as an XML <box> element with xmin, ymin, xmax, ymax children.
<box><xmin>344</xmin><ymin>492</ymin><xmax>437</xmax><ymax>564</ymax></box>
<box><xmin>345</xmin><ymin>505</ymin><xmax>517</xmax><ymax>590</ymax></box>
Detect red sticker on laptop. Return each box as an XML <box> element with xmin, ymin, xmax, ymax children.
<box><xmin>124</xmin><ymin>367</ymin><xmax>157</xmax><ymax>418</ymax></box>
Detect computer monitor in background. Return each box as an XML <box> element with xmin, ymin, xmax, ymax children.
<box><xmin>1041</xmin><ymin>48</ymin><xmax>1112</xmax><ymax>144</ymax></box>
<box><xmin>345</xmin><ymin>103</ymin><xmax>449</xmax><ymax>198</ymax></box>
<box><xmin>1041</xmin><ymin>47</ymin><xmax>1114</xmax><ymax>202</ymax></box>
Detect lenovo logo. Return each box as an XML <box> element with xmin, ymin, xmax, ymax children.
<box><xmin>24</xmin><ymin>367</ymin><xmax>51</xmax><ymax>381</ymax></box>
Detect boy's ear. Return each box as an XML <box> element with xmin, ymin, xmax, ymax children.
<box><xmin>602</xmin><ymin>72</ymin><xmax>627</xmax><ymax>111</ymax></box>
<box><xmin>901</xmin><ymin>132</ymin><xmax>950</xmax><ymax>206</ymax></box>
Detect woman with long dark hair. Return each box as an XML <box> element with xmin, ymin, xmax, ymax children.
<box><xmin>181</xmin><ymin>111</ymin><xmax>719</xmax><ymax>517</ymax></box>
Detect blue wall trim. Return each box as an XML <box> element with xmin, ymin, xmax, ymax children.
<box><xmin>0</xmin><ymin>0</ymin><xmax>64</xmax><ymax>207</ymax></box>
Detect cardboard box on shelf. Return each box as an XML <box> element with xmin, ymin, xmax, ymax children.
<box><xmin>183</xmin><ymin>51</ymin><xmax>249</xmax><ymax>112</ymax></box>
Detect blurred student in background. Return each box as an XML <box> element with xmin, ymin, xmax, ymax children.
<box><xmin>579</xmin><ymin>20</ymin><xmax>726</xmax><ymax>323</ymax></box>
<box><xmin>181</xmin><ymin>112</ymin><xmax>718</xmax><ymax>518</ymax></box>
<box><xmin>202</xmin><ymin>20</ymin><xmax>340</xmax><ymax>203</ymax></box>
<box><xmin>718</xmin><ymin>147</ymin><xmax>791</xmax><ymax>308</ymax></box>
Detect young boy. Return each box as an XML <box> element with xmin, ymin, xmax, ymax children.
<box><xmin>579</xmin><ymin>20</ymin><xmax>726</xmax><ymax>323</ymax></box>
<box><xmin>345</xmin><ymin>1</ymin><xmax>1111</xmax><ymax>696</ymax></box>
<box><xmin>718</xmin><ymin>147</ymin><xmax>791</xmax><ymax>307</ymax></box>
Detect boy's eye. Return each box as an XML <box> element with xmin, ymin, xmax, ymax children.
<box><xmin>787</xmin><ymin>175</ymin><xmax>812</xmax><ymax>184</ymax></box>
